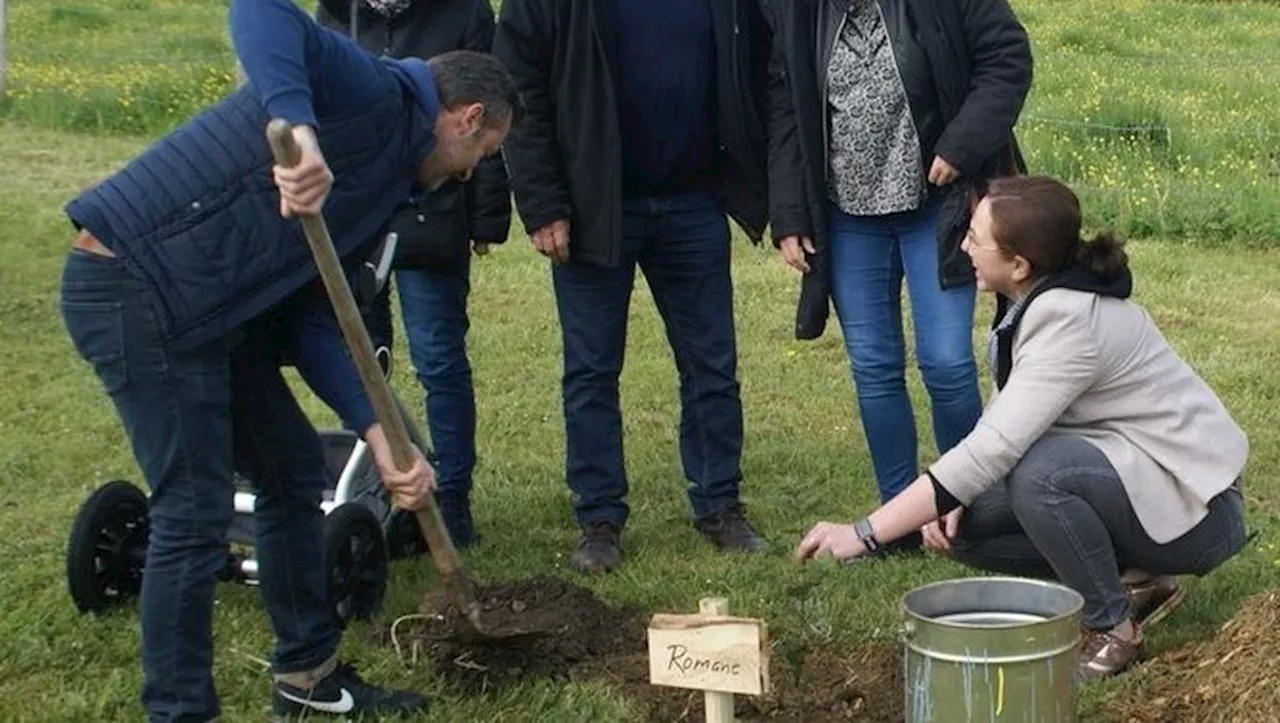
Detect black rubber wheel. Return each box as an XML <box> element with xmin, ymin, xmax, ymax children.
<box><xmin>323</xmin><ymin>503</ymin><xmax>387</xmax><ymax>628</ymax></box>
<box><xmin>66</xmin><ymin>479</ymin><xmax>150</xmax><ymax>614</ymax></box>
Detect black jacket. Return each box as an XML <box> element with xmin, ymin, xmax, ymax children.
<box><xmin>492</xmin><ymin>0</ymin><xmax>772</xmax><ymax>267</ymax></box>
<box><xmin>316</xmin><ymin>0</ymin><xmax>512</xmax><ymax>248</ymax></box>
<box><xmin>762</xmin><ymin>0</ymin><xmax>1032</xmax><ymax>339</ymax></box>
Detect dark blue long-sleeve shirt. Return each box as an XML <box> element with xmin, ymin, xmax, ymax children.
<box><xmin>66</xmin><ymin>0</ymin><xmax>441</xmax><ymax>359</ymax></box>
<box><xmin>227</xmin><ymin>0</ymin><xmax>439</xmax><ymax>132</ymax></box>
<box><xmin>222</xmin><ymin>0</ymin><xmax>439</xmax><ymax>435</ymax></box>
<box><xmin>614</xmin><ymin>0</ymin><xmax>718</xmax><ymax>198</ymax></box>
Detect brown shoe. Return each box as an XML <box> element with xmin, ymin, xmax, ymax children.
<box><xmin>1077</xmin><ymin>628</ymin><xmax>1143</xmax><ymax>682</ymax></box>
<box><xmin>1126</xmin><ymin>576</ymin><xmax>1185</xmax><ymax>628</ymax></box>
<box><xmin>571</xmin><ymin>521</ymin><xmax>622</xmax><ymax>574</ymax></box>
<box><xmin>693</xmin><ymin>504</ymin><xmax>767</xmax><ymax>553</ymax></box>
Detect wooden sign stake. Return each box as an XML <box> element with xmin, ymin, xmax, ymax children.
<box><xmin>700</xmin><ymin>597</ymin><xmax>735</xmax><ymax>723</ymax></box>
<box><xmin>647</xmin><ymin>596</ymin><xmax>770</xmax><ymax>723</ymax></box>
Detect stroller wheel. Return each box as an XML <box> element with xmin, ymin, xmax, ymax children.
<box><xmin>66</xmin><ymin>480</ymin><xmax>149</xmax><ymax>615</ymax></box>
<box><xmin>323</xmin><ymin>503</ymin><xmax>387</xmax><ymax>628</ymax></box>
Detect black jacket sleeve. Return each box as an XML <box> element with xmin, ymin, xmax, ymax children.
<box><xmin>492</xmin><ymin>0</ymin><xmax>573</xmax><ymax>236</ymax></box>
<box><xmin>462</xmin><ymin>0</ymin><xmax>513</xmax><ymax>244</ymax></box>
<box><xmin>932</xmin><ymin>0</ymin><xmax>1034</xmax><ymax>177</ymax></box>
<box><xmin>760</xmin><ymin>0</ymin><xmax>812</xmax><ymax>245</ymax></box>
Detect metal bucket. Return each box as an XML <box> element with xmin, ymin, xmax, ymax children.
<box><xmin>900</xmin><ymin>577</ymin><xmax>1084</xmax><ymax>722</ymax></box>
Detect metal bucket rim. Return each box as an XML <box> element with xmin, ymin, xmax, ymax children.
<box><xmin>899</xmin><ymin>576</ymin><xmax>1085</xmax><ymax>629</ymax></box>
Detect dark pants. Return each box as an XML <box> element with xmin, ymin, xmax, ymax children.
<box><xmin>553</xmin><ymin>192</ymin><xmax>743</xmax><ymax>527</ymax></box>
<box><xmin>952</xmin><ymin>434</ymin><xmax>1248</xmax><ymax>631</ymax></box>
<box><xmin>395</xmin><ymin>263</ymin><xmax>475</xmax><ymax>499</ymax></box>
<box><xmin>365</xmin><ymin>262</ymin><xmax>475</xmax><ymax>498</ymax></box>
<box><xmin>60</xmin><ymin>251</ymin><xmax>339</xmax><ymax>722</ymax></box>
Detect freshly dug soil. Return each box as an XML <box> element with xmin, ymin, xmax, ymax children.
<box><xmin>1098</xmin><ymin>589</ymin><xmax>1280</xmax><ymax>722</ymax></box>
<box><xmin>403</xmin><ymin>575</ymin><xmax>648</xmax><ymax>692</ymax></box>
<box><xmin>392</xmin><ymin>576</ymin><xmax>903</xmax><ymax>721</ymax></box>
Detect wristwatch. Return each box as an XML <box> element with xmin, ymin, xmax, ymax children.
<box><xmin>853</xmin><ymin>517</ymin><xmax>885</xmax><ymax>558</ymax></box>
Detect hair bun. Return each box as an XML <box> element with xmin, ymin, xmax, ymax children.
<box><xmin>1074</xmin><ymin>231</ymin><xmax>1129</xmax><ymax>278</ymax></box>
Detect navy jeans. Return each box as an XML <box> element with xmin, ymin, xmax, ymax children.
<box><xmin>365</xmin><ymin>263</ymin><xmax>475</xmax><ymax>497</ymax></box>
<box><xmin>60</xmin><ymin>251</ymin><xmax>339</xmax><ymax>722</ymax></box>
<box><xmin>952</xmin><ymin>434</ymin><xmax>1248</xmax><ymax>630</ymax></box>
<box><xmin>395</xmin><ymin>263</ymin><xmax>476</xmax><ymax>497</ymax></box>
<box><xmin>553</xmin><ymin>192</ymin><xmax>743</xmax><ymax>527</ymax></box>
<box><xmin>828</xmin><ymin>198</ymin><xmax>983</xmax><ymax>502</ymax></box>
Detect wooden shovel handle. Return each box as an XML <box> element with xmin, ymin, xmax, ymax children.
<box><xmin>265</xmin><ymin>118</ymin><xmax>467</xmax><ymax>580</ymax></box>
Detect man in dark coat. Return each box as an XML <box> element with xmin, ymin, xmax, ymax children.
<box><xmin>494</xmin><ymin>0</ymin><xmax>772</xmax><ymax>573</ymax></box>
<box><xmin>58</xmin><ymin>0</ymin><xmax>521</xmax><ymax>718</ymax></box>
<box><xmin>316</xmin><ymin>0</ymin><xmax>512</xmax><ymax>549</ymax></box>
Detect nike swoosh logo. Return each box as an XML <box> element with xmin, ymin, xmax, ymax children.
<box><xmin>278</xmin><ymin>687</ymin><xmax>355</xmax><ymax>714</ymax></box>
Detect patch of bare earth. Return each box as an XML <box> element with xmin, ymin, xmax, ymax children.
<box><xmin>383</xmin><ymin>576</ymin><xmax>904</xmax><ymax>721</ymax></box>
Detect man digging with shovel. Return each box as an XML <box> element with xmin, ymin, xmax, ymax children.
<box><xmin>57</xmin><ymin>0</ymin><xmax>521</xmax><ymax>720</ymax></box>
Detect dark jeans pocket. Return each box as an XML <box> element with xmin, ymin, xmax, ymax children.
<box><xmin>61</xmin><ymin>299</ymin><xmax>129</xmax><ymax>396</ymax></box>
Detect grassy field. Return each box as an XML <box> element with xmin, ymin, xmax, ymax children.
<box><xmin>2</xmin><ymin>0</ymin><xmax>1279</xmax><ymax>721</ymax></box>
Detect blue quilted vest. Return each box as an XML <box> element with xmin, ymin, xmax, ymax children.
<box><xmin>65</xmin><ymin>72</ymin><xmax>434</xmax><ymax>351</ymax></box>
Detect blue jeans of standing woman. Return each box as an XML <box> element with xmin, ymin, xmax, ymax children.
<box><xmin>828</xmin><ymin>197</ymin><xmax>983</xmax><ymax>503</ymax></box>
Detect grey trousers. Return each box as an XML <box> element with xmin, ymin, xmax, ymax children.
<box><xmin>951</xmin><ymin>434</ymin><xmax>1248</xmax><ymax>630</ymax></box>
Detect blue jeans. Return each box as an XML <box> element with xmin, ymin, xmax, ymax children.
<box><xmin>828</xmin><ymin>198</ymin><xmax>983</xmax><ymax>502</ymax></box>
<box><xmin>60</xmin><ymin>250</ymin><xmax>339</xmax><ymax>722</ymax></box>
<box><xmin>953</xmin><ymin>434</ymin><xmax>1248</xmax><ymax>630</ymax></box>
<box><xmin>392</xmin><ymin>263</ymin><xmax>476</xmax><ymax>497</ymax></box>
<box><xmin>553</xmin><ymin>192</ymin><xmax>743</xmax><ymax>527</ymax></box>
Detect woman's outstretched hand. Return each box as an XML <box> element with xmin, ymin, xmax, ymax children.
<box><xmin>795</xmin><ymin>521</ymin><xmax>866</xmax><ymax>563</ymax></box>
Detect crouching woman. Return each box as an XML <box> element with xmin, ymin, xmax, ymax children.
<box><xmin>795</xmin><ymin>175</ymin><xmax>1250</xmax><ymax>682</ymax></box>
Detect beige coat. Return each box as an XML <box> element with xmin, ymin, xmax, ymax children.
<box><xmin>930</xmin><ymin>288</ymin><xmax>1248</xmax><ymax>544</ymax></box>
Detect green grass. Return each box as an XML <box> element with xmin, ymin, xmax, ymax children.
<box><xmin>3</xmin><ymin>116</ymin><xmax>1280</xmax><ymax>720</ymax></box>
<box><xmin>4</xmin><ymin>0</ymin><xmax>1280</xmax><ymax>244</ymax></box>
<box><xmin>2</xmin><ymin>0</ymin><xmax>1280</xmax><ymax>720</ymax></box>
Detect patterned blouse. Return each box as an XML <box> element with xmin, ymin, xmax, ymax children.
<box><xmin>826</xmin><ymin>0</ymin><xmax>927</xmax><ymax>216</ymax></box>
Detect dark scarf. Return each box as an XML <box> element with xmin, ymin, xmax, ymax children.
<box><xmin>363</xmin><ymin>0</ymin><xmax>413</xmax><ymax>19</ymax></box>
<box><xmin>988</xmin><ymin>258</ymin><xmax>1133</xmax><ymax>390</ymax></box>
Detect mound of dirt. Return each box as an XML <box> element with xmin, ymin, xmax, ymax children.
<box><xmin>1098</xmin><ymin>589</ymin><xmax>1280</xmax><ymax>722</ymax></box>
<box><xmin>399</xmin><ymin>575</ymin><xmax>648</xmax><ymax>692</ymax></box>
<box><xmin>389</xmin><ymin>576</ymin><xmax>903</xmax><ymax>721</ymax></box>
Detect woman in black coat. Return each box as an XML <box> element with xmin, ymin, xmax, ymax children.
<box><xmin>761</xmin><ymin>0</ymin><xmax>1032</xmax><ymax>544</ymax></box>
<box><xmin>315</xmin><ymin>0</ymin><xmax>513</xmax><ymax>549</ymax></box>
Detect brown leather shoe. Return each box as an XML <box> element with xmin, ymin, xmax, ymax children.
<box><xmin>693</xmin><ymin>504</ymin><xmax>767</xmax><ymax>553</ymax></box>
<box><xmin>571</xmin><ymin>521</ymin><xmax>622</xmax><ymax>573</ymax></box>
<box><xmin>1126</xmin><ymin>576</ymin><xmax>1185</xmax><ymax>628</ymax></box>
<box><xmin>1077</xmin><ymin>628</ymin><xmax>1143</xmax><ymax>682</ymax></box>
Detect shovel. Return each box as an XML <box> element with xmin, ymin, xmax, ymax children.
<box><xmin>266</xmin><ymin>118</ymin><xmax>534</xmax><ymax>642</ymax></box>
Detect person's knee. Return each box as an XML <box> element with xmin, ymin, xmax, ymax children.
<box><xmin>916</xmin><ymin>333</ymin><xmax>978</xmax><ymax>391</ymax></box>
<box><xmin>410</xmin><ymin>343</ymin><xmax>473</xmax><ymax>388</ymax></box>
<box><xmin>560</xmin><ymin>325</ymin><xmax>627</xmax><ymax>384</ymax></box>
<box><xmin>1006</xmin><ymin>436</ymin><xmax>1105</xmax><ymax>517</ymax></box>
<box><xmin>673</xmin><ymin>328</ymin><xmax>738</xmax><ymax>386</ymax></box>
<box><xmin>1005</xmin><ymin>455</ymin><xmax>1062</xmax><ymax>515</ymax></box>
<box><xmin>147</xmin><ymin>503</ymin><xmax>232</xmax><ymax>557</ymax></box>
<box><xmin>846</xmin><ymin>337</ymin><xmax>907</xmax><ymax>389</ymax></box>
